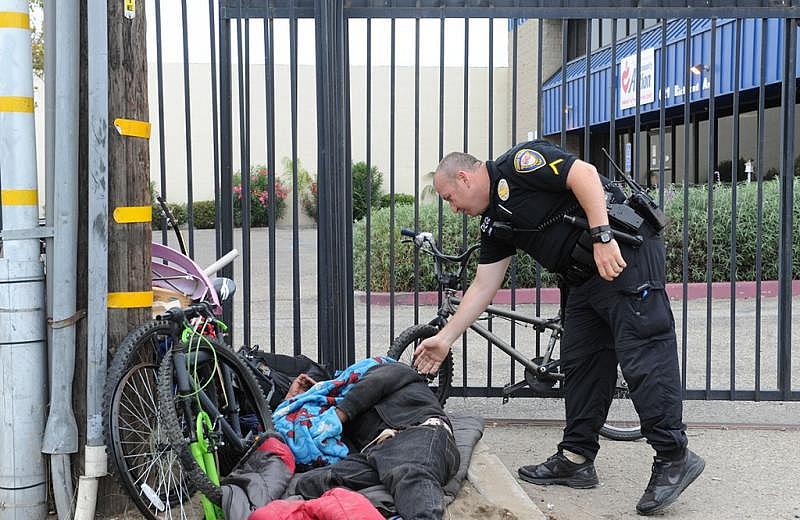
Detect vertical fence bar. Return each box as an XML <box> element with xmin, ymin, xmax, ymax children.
<box><xmin>658</xmin><ymin>19</ymin><xmax>666</xmax><ymax>205</ymax></box>
<box><xmin>219</xmin><ymin>9</ymin><xmax>235</xmax><ymax>332</ymax></box>
<box><xmin>681</xmin><ymin>18</ymin><xmax>691</xmax><ymax>393</ymax></box>
<box><xmin>535</xmin><ymin>18</ymin><xmax>543</xmax><ymax>354</ymax></box>
<box><xmin>263</xmin><ymin>8</ymin><xmax>277</xmax><ymax>353</ymax></box>
<box><xmin>154</xmin><ymin>0</ymin><xmax>168</xmax><ymax>244</ymax></box>
<box><xmin>344</xmin><ymin>17</ymin><xmax>355</xmax><ymax>366</ymax></box>
<box><xmin>584</xmin><ymin>20</ymin><xmax>591</xmax><ymax>157</ymax></box>
<box><xmin>413</xmin><ymin>17</ymin><xmax>421</xmax><ymax>325</ymax></box>
<box><xmin>777</xmin><ymin>17</ymin><xmax>796</xmax><ymax>400</ymax></box>
<box><xmin>560</xmin><ymin>19</ymin><xmax>567</xmax><ymax>147</ymax></box>
<box><xmin>462</xmin><ymin>16</ymin><xmax>469</xmax><ymax>390</ymax></box>
<box><xmin>290</xmin><ymin>4</ymin><xmax>301</xmax><ymax>354</ymax></box>
<box><xmin>315</xmin><ymin>0</ymin><xmax>354</xmax><ymax>369</ymax></box>
<box><xmin>181</xmin><ymin>0</ymin><xmax>195</xmax><ymax>256</ymax></box>
<box><xmin>209</xmin><ymin>0</ymin><xmax>222</xmax><ymax>258</ymax></box>
<box><xmin>754</xmin><ymin>17</ymin><xmax>767</xmax><ymax>400</ymax></box>
<box><xmin>729</xmin><ymin>18</ymin><xmax>741</xmax><ymax>399</ymax></box>
<box><xmin>235</xmin><ymin>3</ymin><xmax>251</xmax><ymax>348</ymax></box>
<box><xmin>389</xmin><ymin>17</ymin><xmax>396</xmax><ymax>344</ymax></box>
<box><xmin>705</xmin><ymin>18</ymin><xmax>717</xmax><ymax>399</ymax></box>
<box><xmin>512</xmin><ymin>18</ymin><xmax>520</xmax><ymax>385</ymax></box>
<box><xmin>487</xmin><ymin>17</ymin><xmax>494</xmax><ymax>391</ymax></box>
<box><xmin>437</xmin><ymin>11</ymin><xmax>444</xmax><ymax>267</ymax></box>
<box><xmin>512</xmin><ymin>18</ymin><xmax>520</xmax><ymax>384</ymax></box>
<box><xmin>365</xmin><ymin>18</ymin><xmax>372</xmax><ymax>356</ymax></box>
<box><xmin>634</xmin><ymin>20</ymin><xmax>641</xmax><ymax>185</ymax></box>
<box><xmin>609</xmin><ymin>19</ymin><xmax>618</xmax><ymax>163</ymax></box>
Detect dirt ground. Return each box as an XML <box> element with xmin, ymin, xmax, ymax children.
<box><xmin>445</xmin><ymin>480</ymin><xmax>520</xmax><ymax>520</ymax></box>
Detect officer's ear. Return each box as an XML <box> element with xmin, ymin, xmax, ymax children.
<box><xmin>456</xmin><ymin>169</ymin><xmax>470</xmax><ymax>187</ymax></box>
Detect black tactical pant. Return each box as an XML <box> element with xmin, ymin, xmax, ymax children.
<box><xmin>293</xmin><ymin>424</ymin><xmax>459</xmax><ymax>520</ymax></box>
<box><xmin>557</xmin><ymin>225</ymin><xmax>688</xmax><ymax>461</ymax></box>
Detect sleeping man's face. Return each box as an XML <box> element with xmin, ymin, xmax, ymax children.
<box><xmin>285</xmin><ymin>373</ymin><xmax>317</xmax><ymax>399</ymax></box>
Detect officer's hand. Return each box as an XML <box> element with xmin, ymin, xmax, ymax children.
<box><xmin>413</xmin><ymin>336</ymin><xmax>450</xmax><ymax>375</ymax></box>
<box><xmin>593</xmin><ymin>240</ymin><xmax>627</xmax><ymax>281</ymax></box>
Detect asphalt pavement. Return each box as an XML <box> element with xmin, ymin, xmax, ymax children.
<box><xmin>174</xmin><ymin>227</ymin><xmax>800</xmax><ymax>519</ymax></box>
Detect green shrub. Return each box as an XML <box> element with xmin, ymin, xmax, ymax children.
<box><xmin>191</xmin><ymin>200</ymin><xmax>217</xmax><ymax>229</ymax></box>
<box><xmin>662</xmin><ymin>178</ymin><xmax>800</xmax><ymax>283</ymax></box>
<box><xmin>380</xmin><ymin>193</ymin><xmax>416</xmax><ymax>208</ymax></box>
<box><xmin>233</xmin><ymin>165</ymin><xmax>288</xmax><ymax>227</ymax></box>
<box><xmin>355</xmin><ymin>178</ymin><xmax>800</xmax><ymax>291</ymax></box>
<box><xmin>353</xmin><ymin>204</ymin><xmax>559</xmax><ymax>292</ymax></box>
<box><xmin>352</xmin><ymin>162</ymin><xmax>383</xmax><ymax>221</ymax></box>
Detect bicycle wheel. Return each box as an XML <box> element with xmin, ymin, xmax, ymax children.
<box><xmin>157</xmin><ymin>341</ymin><xmax>273</xmax><ymax>506</ymax></box>
<box><xmin>105</xmin><ymin>321</ymin><xmax>198</xmax><ymax>519</ymax></box>
<box><xmin>109</xmin><ymin>362</ymin><xmax>203</xmax><ymax>519</ymax></box>
<box><xmin>600</xmin><ymin>366</ymin><xmax>643</xmax><ymax>441</ymax></box>
<box><xmin>388</xmin><ymin>324</ymin><xmax>454</xmax><ymax>406</ymax></box>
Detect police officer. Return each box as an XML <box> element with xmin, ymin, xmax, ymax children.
<box><xmin>413</xmin><ymin>141</ymin><xmax>704</xmax><ymax>516</ymax></box>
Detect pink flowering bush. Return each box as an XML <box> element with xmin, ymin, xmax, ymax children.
<box><xmin>233</xmin><ymin>165</ymin><xmax>288</xmax><ymax>227</ymax></box>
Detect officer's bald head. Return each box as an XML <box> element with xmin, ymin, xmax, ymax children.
<box><xmin>435</xmin><ymin>152</ymin><xmax>481</xmax><ymax>184</ymax></box>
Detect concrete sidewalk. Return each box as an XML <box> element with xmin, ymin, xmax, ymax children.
<box><xmin>181</xmin><ymin>228</ymin><xmax>800</xmax><ymax>519</ymax></box>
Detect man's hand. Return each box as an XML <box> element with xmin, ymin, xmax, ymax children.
<box><xmin>285</xmin><ymin>374</ymin><xmax>317</xmax><ymax>399</ymax></box>
<box><xmin>413</xmin><ymin>335</ymin><xmax>451</xmax><ymax>375</ymax></box>
<box><xmin>335</xmin><ymin>408</ymin><xmax>347</xmax><ymax>424</ymax></box>
<box><xmin>593</xmin><ymin>240</ymin><xmax>627</xmax><ymax>281</ymax></box>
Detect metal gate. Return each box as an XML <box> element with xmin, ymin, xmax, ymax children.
<box><xmin>148</xmin><ymin>1</ymin><xmax>800</xmax><ymax>401</ymax></box>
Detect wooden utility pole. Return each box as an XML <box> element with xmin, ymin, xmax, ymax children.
<box><xmin>77</xmin><ymin>0</ymin><xmax>150</xmax><ymax>513</ymax></box>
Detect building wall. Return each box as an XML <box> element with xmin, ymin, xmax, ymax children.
<box><xmin>148</xmin><ymin>62</ymin><xmax>511</xmax><ymax>205</ymax></box>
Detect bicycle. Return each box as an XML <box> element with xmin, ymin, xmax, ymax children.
<box><xmin>104</xmin><ymin>197</ymin><xmax>239</xmax><ymax>520</ymax></box>
<box><xmin>389</xmin><ymin>228</ymin><xmax>642</xmax><ymax>442</ymax></box>
<box><xmin>155</xmin><ymin>302</ymin><xmax>275</xmax><ymax>517</ymax></box>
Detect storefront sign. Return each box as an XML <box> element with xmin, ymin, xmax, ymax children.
<box><xmin>619</xmin><ymin>48</ymin><xmax>655</xmax><ymax>110</ymax></box>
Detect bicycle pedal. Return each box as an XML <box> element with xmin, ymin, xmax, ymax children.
<box><xmin>502</xmin><ymin>380</ymin><xmax>529</xmax><ymax>404</ymax></box>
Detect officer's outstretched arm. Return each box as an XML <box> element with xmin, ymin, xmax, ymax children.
<box><xmin>565</xmin><ymin>160</ymin><xmax>627</xmax><ymax>281</ymax></box>
<box><xmin>413</xmin><ymin>257</ymin><xmax>511</xmax><ymax>374</ymax></box>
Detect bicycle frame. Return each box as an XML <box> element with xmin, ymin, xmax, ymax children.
<box><xmin>434</xmin><ymin>288</ymin><xmax>565</xmax><ymax>384</ymax></box>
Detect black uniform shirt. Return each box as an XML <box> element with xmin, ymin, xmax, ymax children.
<box><xmin>479</xmin><ymin>140</ymin><xmax>584</xmax><ymax>272</ymax></box>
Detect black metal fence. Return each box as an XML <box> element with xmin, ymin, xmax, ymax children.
<box><xmin>149</xmin><ymin>1</ymin><xmax>799</xmax><ymax>402</ymax></box>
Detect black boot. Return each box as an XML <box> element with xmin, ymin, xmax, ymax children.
<box><xmin>518</xmin><ymin>451</ymin><xmax>599</xmax><ymax>489</ymax></box>
<box><xmin>636</xmin><ymin>450</ymin><xmax>705</xmax><ymax>515</ymax></box>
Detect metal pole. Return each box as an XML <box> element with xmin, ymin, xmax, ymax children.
<box><xmin>72</xmin><ymin>0</ymin><xmax>109</xmax><ymax>516</ymax></box>
<box><xmin>0</xmin><ymin>1</ymin><xmax>48</xmax><ymax>518</ymax></box>
<box><xmin>42</xmin><ymin>0</ymin><xmax>74</xmax><ymax>517</ymax></box>
<box><xmin>315</xmin><ymin>0</ymin><xmax>353</xmax><ymax>370</ymax></box>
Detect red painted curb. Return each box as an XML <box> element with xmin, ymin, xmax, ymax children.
<box><xmin>357</xmin><ymin>280</ymin><xmax>800</xmax><ymax>306</ymax></box>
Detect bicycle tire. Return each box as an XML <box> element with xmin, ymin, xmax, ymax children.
<box><xmin>157</xmin><ymin>342</ymin><xmax>274</xmax><ymax>506</ymax></box>
<box><xmin>600</xmin><ymin>385</ymin><xmax>643</xmax><ymax>441</ymax></box>
<box><xmin>388</xmin><ymin>324</ymin><xmax>454</xmax><ymax>406</ymax></box>
<box><xmin>104</xmin><ymin>320</ymin><xmax>194</xmax><ymax>519</ymax></box>
<box><xmin>109</xmin><ymin>362</ymin><xmax>202</xmax><ymax>519</ymax></box>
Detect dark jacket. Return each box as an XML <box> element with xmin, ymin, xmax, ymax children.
<box><xmin>336</xmin><ymin>362</ymin><xmax>446</xmax><ymax>450</ymax></box>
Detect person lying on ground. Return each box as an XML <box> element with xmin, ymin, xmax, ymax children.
<box><xmin>273</xmin><ymin>357</ymin><xmax>460</xmax><ymax>520</ymax></box>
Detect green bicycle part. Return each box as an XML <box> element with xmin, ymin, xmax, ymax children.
<box><xmin>190</xmin><ymin>411</ymin><xmax>224</xmax><ymax>519</ymax></box>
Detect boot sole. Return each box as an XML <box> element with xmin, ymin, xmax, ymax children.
<box><xmin>636</xmin><ymin>456</ymin><xmax>706</xmax><ymax>516</ymax></box>
<box><xmin>517</xmin><ymin>472</ymin><xmax>599</xmax><ymax>490</ymax></box>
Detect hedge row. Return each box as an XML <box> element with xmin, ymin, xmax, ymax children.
<box><xmin>354</xmin><ymin>178</ymin><xmax>800</xmax><ymax>292</ymax></box>
<box><xmin>152</xmin><ymin>200</ymin><xmax>275</xmax><ymax>230</ymax></box>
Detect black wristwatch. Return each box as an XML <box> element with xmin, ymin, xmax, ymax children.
<box><xmin>590</xmin><ymin>225</ymin><xmax>614</xmax><ymax>244</ymax></box>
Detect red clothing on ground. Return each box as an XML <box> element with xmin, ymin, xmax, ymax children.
<box><xmin>249</xmin><ymin>487</ymin><xmax>383</xmax><ymax>520</ymax></box>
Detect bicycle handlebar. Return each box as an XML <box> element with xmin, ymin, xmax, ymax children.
<box><xmin>158</xmin><ymin>302</ymin><xmax>215</xmax><ymax>324</ymax></box>
<box><xmin>400</xmin><ymin>228</ymin><xmax>481</xmax><ymax>290</ymax></box>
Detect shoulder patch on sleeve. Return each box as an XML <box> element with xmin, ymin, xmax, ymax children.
<box><xmin>513</xmin><ymin>149</ymin><xmax>546</xmax><ymax>173</ymax></box>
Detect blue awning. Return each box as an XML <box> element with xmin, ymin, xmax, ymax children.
<box><xmin>541</xmin><ymin>18</ymin><xmax>798</xmax><ymax>136</ymax></box>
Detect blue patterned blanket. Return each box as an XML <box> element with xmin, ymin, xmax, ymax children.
<box><xmin>272</xmin><ymin>356</ymin><xmax>394</xmax><ymax>466</ymax></box>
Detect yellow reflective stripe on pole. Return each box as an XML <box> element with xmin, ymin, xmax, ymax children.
<box><xmin>113</xmin><ymin>118</ymin><xmax>151</xmax><ymax>139</ymax></box>
<box><xmin>0</xmin><ymin>96</ymin><xmax>34</xmax><ymax>113</ymax></box>
<box><xmin>2</xmin><ymin>189</ymin><xmax>38</xmax><ymax>206</ymax></box>
<box><xmin>108</xmin><ymin>291</ymin><xmax>153</xmax><ymax>309</ymax></box>
<box><xmin>113</xmin><ymin>206</ymin><xmax>152</xmax><ymax>224</ymax></box>
<box><xmin>0</xmin><ymin>11</ymin><xmax>30</xmax><ymax>30</ymax></box>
